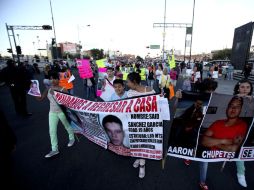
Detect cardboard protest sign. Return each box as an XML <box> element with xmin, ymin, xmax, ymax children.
<box><xmin>54</xmin><ymin>91</ymin><xmax>170</xmax><ymax>160</ymax></box>
<box><xmin>168</xmin><ymin>92</ymin><xmax>254</xmax><ymax>162</ymax></box>
<box><xmin>28</xmin><ymin>80</ymin><xmax>41</xmax><ymax>97</ymax></box>
<box><xmin>76</xmin><ymin>59</ymin><xmax>93</xmax><ymax>79</ymax></box>
<box><xmin>96</xmin><ymin>59</ymin><xmax>106</xmax><ymax>68</ymax></box>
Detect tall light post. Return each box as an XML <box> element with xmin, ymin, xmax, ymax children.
<box><xmin>32</xmin><ymin>41</ymin><xmax>36</xmax><ymax>55</ymax></box>
<box><xmin>77</xmin><ymin>24</ymin><xmax>91</xmax><ymax>45</ymax></box>
<box><xmin>162</xmin><ymin>0</ymin><xmax>167</xmax><ymax>62</ymax></box>
<box><xmin>77</xmin><ymin>24</ymin><xmax>91</xmax><ymax>58</ymax></box>
<box><xmin>16</xmin><ymin>34</ymin><xmax>20</xmax><ymax>45</ymax></box>
<box><xmin>49</xmin><ymin>0</ymin><xmax>58</xmax><ymax>59</ymax></box>
<box><xmin>189</xmin><ymin>0</ymin><xmax>196</xmax><ymax>62</ymax></box>
<box><xmin>37</xmin><ymin>36</ymin><xmax>41</xmax><ymax>57</ymax></box>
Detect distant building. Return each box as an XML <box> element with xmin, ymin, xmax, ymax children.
<box><xmin>59</xmin><ymin>42</ymin><xmax>78</xmax><ymax>54</ymax></box>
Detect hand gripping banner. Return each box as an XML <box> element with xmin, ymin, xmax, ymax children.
<box><xmin>54</xmin><ymin>91</ymin><xmax>170</xmax><ymax>160</ymax></box>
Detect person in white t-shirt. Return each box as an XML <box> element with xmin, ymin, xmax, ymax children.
<box><xmin>126</xmin><ymin>72</ymin><xmax>155</xmax><ymax>179</ymax></box>
<box><xmin>155</xmin><ymin>64</ymin><xmax>163</xmax><ymax>93</ymax></box>
<box><xmin>102</xmin><ymin>67</ymin><xmax>116</xmax><ymax>90</ymax></box>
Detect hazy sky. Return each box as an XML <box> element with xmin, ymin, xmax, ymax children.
<box><xmin>0</xmin><ymin>0</ymin><xmax>253</xmax><ymax>57</ymax></box>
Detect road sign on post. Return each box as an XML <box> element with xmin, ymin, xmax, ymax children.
<box><xmin>150</xmin><ymin>45</ymin><xmax>160</xmax><ymax>49</ymax></box>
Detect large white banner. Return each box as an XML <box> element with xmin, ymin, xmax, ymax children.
<box><xmin>54</xmin><ymin>91</ymin><xmax>170</xmax><ymax>160</ymax></box>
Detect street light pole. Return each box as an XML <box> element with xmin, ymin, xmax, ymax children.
<box><xmin>189</xmin><ymin>0</ymin><xmax>196</xmax><ymax>62</ymax></box>
<box><xmin>17</xmin><ymin>34</ymin><xmax>20</xmax><ymax>45</ymax></box>
<box><xmin>77</xmin><ymin>24</ymin><xmax>91</xmax><ymax>45</ymax></box>
<box><xmin>5</xmin><ymin>23</ymin><xmax>14</xmax><ymax>59</ymax></box>
<box><xmin>162</xmin><ymin>0</ymin><xmax>167</xmax><ymax>62</ymax></box>
<box><xmin>11</xmin><ymin>26</ymin><xmax>20</xmax><ymax>63</ymax></box>
<box><xmin>49</xmin><ymin>0</ymin><xmax>58</xmax><ymax>59</ymax></box>
<box><xmin>32</xmin><ymin>41</ymin><xmax>36</xmax><ymax>55</ymax></box>
<box><xmin>37</xmin><ymin>36</ymin><xmax>41</xmax><ymax>57</ymax></box>
<box><xmin>77</xmin><ymin>24</ymin><xmax>91</xmax><ymax>58</ymax></box>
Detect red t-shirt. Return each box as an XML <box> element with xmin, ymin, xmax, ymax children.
<box><xmin>209</xmin><ymin>119</ymin><xmax>247</xmax><ymax>149</ymax></box>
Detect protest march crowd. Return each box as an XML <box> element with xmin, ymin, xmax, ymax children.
<box><xmin>0</xmin><ymin>55</ymin><xmax>253</xmax><ymax>190</ymax></box>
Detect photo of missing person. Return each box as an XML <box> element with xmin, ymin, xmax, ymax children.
<box><xmin>65</xmin><ymin>108</ymin><xmax>84</xmax><ymax>133</ymax></box>
<box><xmin>99</xmin><ymin>114</ymin><xmax>130</xmax><ymax>157</ymax></box>
<box><xmin>28</xmin><ymin>80</ymin><xmax>41</xmax><ymax>97</ymax></box>
<box><xmin>197</xmin><ymin>94</ymin><xmax>253</xmax><ymax>159</ymax></box>
<box><xmin>102</xmin><ymin>115</ymin><xmax>129</xmax><ymax>148</ymax></box>
<box><xmin>168</xmin><ymin>93</ymin><xmax>210</xmax><ymax>154</ymax></box>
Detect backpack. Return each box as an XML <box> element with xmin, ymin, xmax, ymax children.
<box><xmin>148</xmin><ymin>70</ymin><xmax>154</xmax><ymax>80</ymax></box>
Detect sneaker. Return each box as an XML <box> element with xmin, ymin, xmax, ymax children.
<box><xmin>67</xmin><ymin>139</ymin><xmax>75</xmax><ymax>147</ymax></box>
<box><xmin>199</xmin><ymin>182</ymin><xmax>209</xmax><ymax>190</ymax></box>
<box><xmin>133</xmin><ymin>159</ymin><xmax>140</xmax><ymax>168</ymax></box>
<box><xmin>45</xmin><ymin>150</ymin><xmax>59</xmax><ymax>158</ymax></box>
<box><xmin>139</xmin><ymin>165</ymin><xmax>145</xmax><ymax>178</ymax></box>
<box><xmin>184</xmin><ymin>159</ymin><xmax>191</xmax><ymax>166</ymax></box>
<box><xmin>237</xmin><ymin>174</ymin><xmax>247</xmax><ymax>187</ymax></box>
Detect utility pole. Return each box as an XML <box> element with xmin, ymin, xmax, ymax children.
<box><xmin>10</xmin><ymin>26</ymin><xmax>20</xmax><ymax>63</ymax></box>
<box><xmin>49</xmin><ymin>0</ymin><xmax>58</xmax><ymax>59</ymax></box>
<box><xmin>162</xmin><ymin>0</ymin><xmax>167</xmax><ymax>62</ymax></box>
<box><xmin>5</xmin><ymin>23</ymin><xmax>14</xmax><ymax>59</ymax></box>
<box><xmin>17</xmin><ymin>34</ymin><xmax>20</xmax><ymax>45</ymax></box>
<box><xmin>189</xmin><ymin>0</ymin><xmax>196</xmax><ymax>62</ymax></box>
<box><xmin>6</xmin><ymin>23</ymin><xmax>52</xmax><ymax>62</ymax></box>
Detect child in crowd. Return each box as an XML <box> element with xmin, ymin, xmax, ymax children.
<box><xmin>110</xmin><ymin>79</ymin><xmax>127</xmax><ymax>101</ymax></box>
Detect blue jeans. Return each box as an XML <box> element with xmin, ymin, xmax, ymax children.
<box><xmin>147</xmin><ymin>79</ymin><xmax>155</xmax><ymax>88</ymax></box>
<box><xmin>86</xmin><ymin>86</ymin><xmax>96</xmax><ymax>100</ymax></box>
<box><xmin>236</xmin><ymin>161</ymin><xmax>245</xmax><ymax>175</ymax></box>
<box><xmin>68</xmin><ymin>89</ymin><xmax>74</xmax><ymax>95</ymax></box>
<box><xmin>199</xmin><ymin>162</ymin><xmax>208</xmax><ymax>183</ymax></box>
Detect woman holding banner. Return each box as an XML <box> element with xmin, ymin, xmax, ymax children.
<box><xmin>175</xmin><ymin>78</ymin><xmax>218</xmax><ymax>190</ymax></box>
<box><xmin>36</xmin><ymin>72</ymin><xmax>75</xmax><ymax>158</ymax></box>
<box><xmin>126</xmin><ymin>72</ymin><xmax>156</xmax><ymax>178</ymax></box>
<box><xmin>232</xmin><ymin>79</ymin><xmax>254</xmax><ymax>187</ymax></box>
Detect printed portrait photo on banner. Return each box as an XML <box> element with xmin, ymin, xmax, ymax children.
<box><xmin>102</xmin><ymin>115</ymin><xmax>127</xmax><ymax>146</ymax></box>
<box><xmin>28</xmin><ymin>80</ymin><xmax>41</xmax><ymax>97</ymax></box>
<box><xmin>101</xmin><ymin>114</ymin><xmax>130</xmax><ymax>156</ymax></box>
<box><xmin>65</xmin><ymin>108</ymin><xmax>84</xmax><ymax>134</ymax></box>
<box><xmin>197</xmin><ymin>94</ymin><xmax>253</xmax><ymax>159</ymax></box>
<box><xmin>167</xmin><ymin>92</ymin><xmax>210</xmax><ymax>158</ymax></box>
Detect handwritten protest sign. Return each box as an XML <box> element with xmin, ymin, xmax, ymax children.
<box><xmin>96</xmin><ymin>59</ymin><xmax>106</xmax><ymax>68</ymax></box>
<box><xmin>76</xmin><ymin>59</ymin><xmax>93</xmax><ymax>79</ymax></box>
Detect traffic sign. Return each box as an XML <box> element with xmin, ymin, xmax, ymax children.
<box><xmin>150</xmin><ymin>45</ymin><xmax>160</xmax><ymax>49</ymax></box>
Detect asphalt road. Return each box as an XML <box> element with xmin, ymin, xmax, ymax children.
<box><xmin>0</xmin><ymin>69</ymin><xmax>253</xmax><ymax>190</ymax></box>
